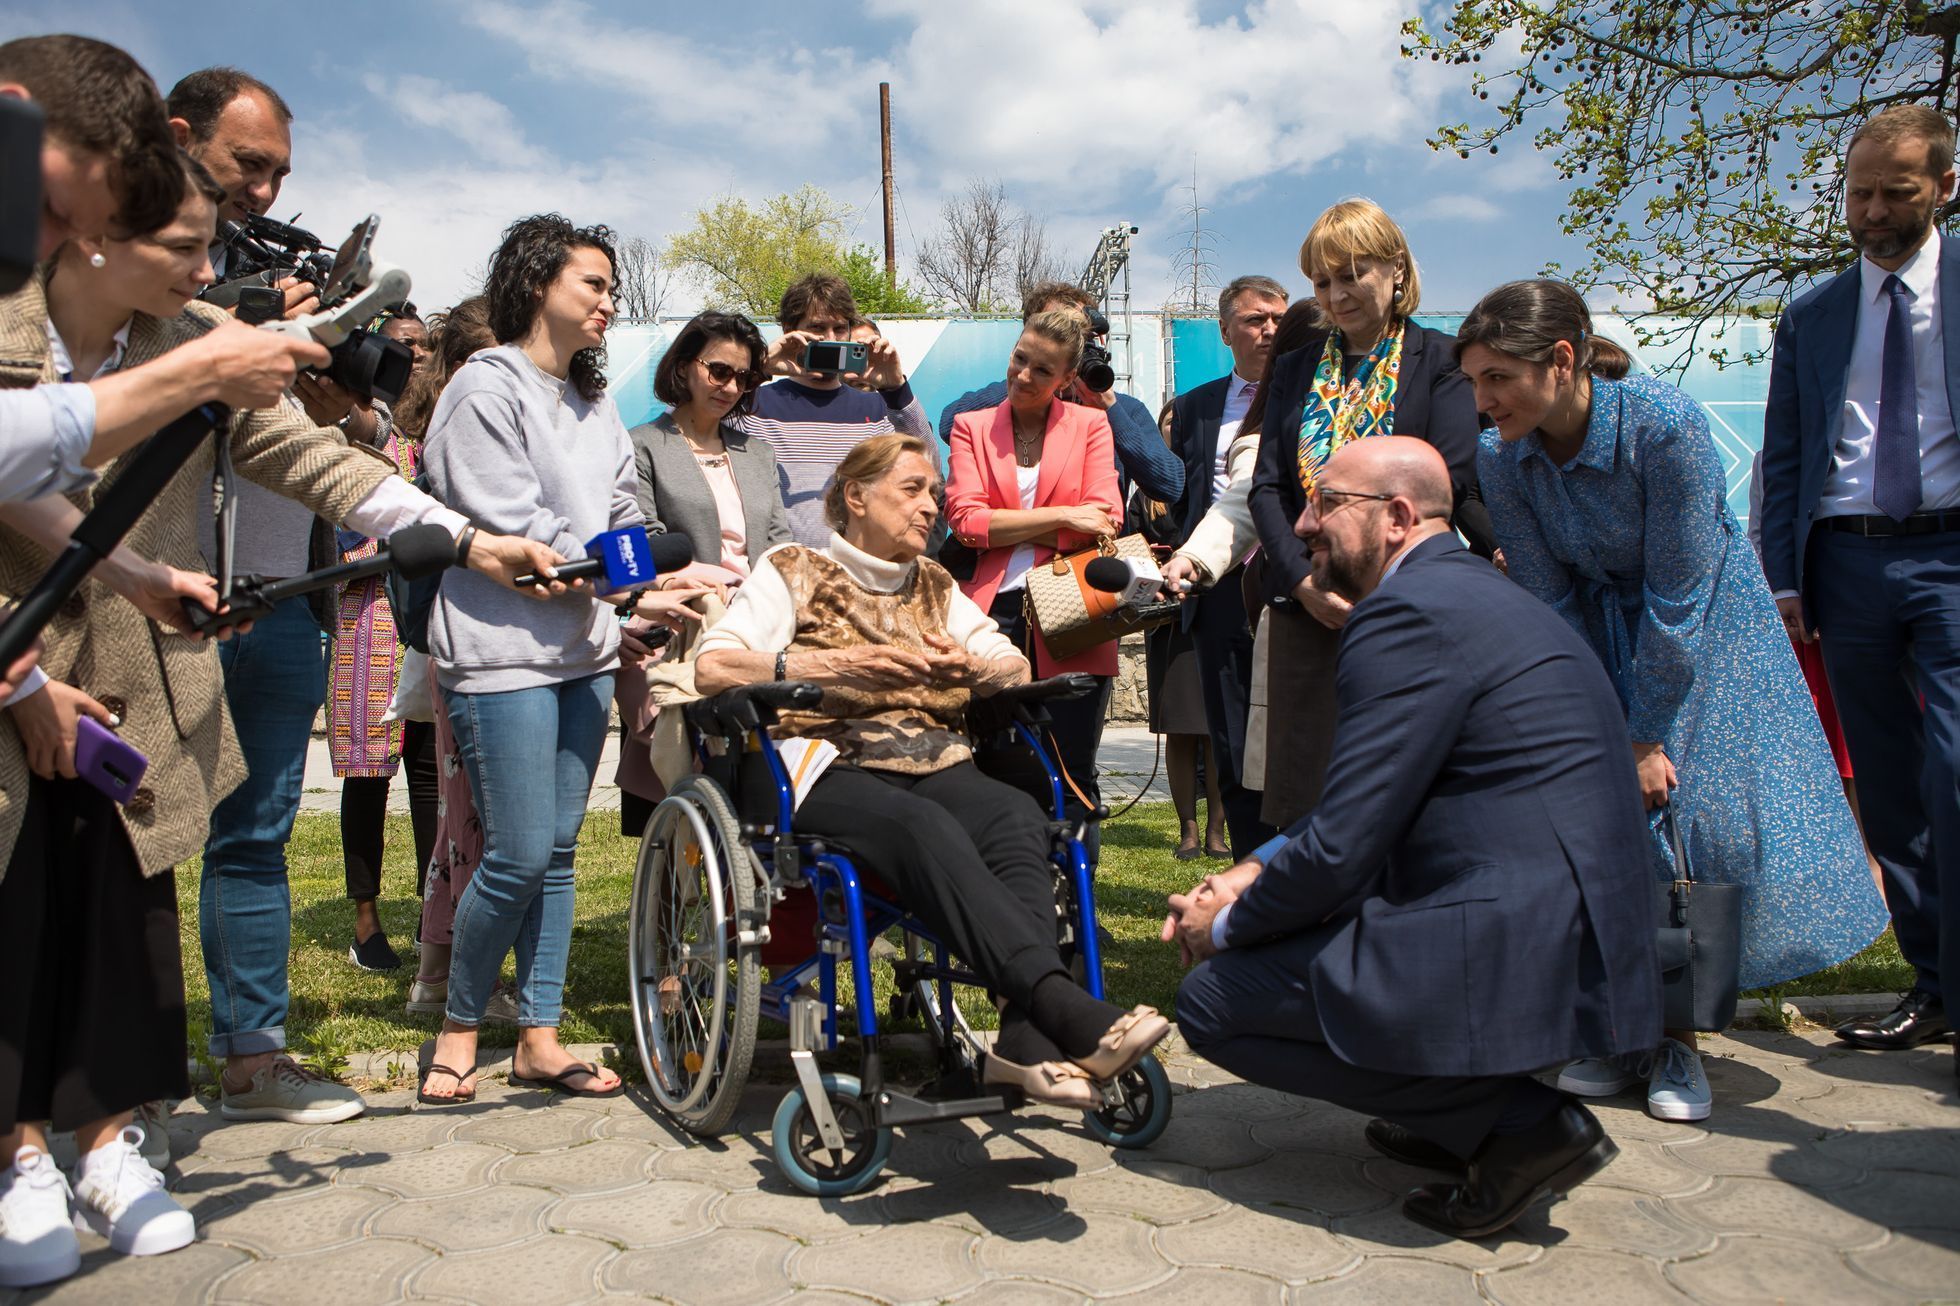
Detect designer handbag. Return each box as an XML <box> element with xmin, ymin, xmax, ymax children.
<box><xmin>1023</xmin><ymin>534</ymin><xmax>1179</xmax><ymax>663</ymax></box>
<box><xmin>1654</xmin><ymin>807</ymin><xmax>1744</xmax><ymax>1033</ymax></box>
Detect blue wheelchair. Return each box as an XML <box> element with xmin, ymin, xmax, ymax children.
<box><xmin>626</xmin><ymin>673</ymin><xmax>1173</xmax><ymax>1196</ymax></box>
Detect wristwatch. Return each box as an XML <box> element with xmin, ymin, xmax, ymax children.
<box><xmin>453</xmin><ymin>524</ymin><xmax>477</xmax><ymax>567</ymax></box>
<box><xmin>775</xmin><ymin>651</ymin><xmax>788</xmax><ymax>682</ymax></box>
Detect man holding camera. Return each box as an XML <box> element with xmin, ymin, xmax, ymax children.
<box><xmin>937</xmin><ymin>282</ymin><xmax>1184</xmax><ymax>506</ymax></box>
<box><xmin>741</xmin><ymin>273</ymin><xmax>920</xmax><ymax>547</ymax></box>
<box><xmin>0</xmin><ymin>39</ymin><xmax>330</xmax><ymax>510</ymax></box>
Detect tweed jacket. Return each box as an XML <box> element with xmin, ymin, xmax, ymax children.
<box><xmin>0</xmin><ymin>273</ymin><xmax>394</xmax><ymax>879</ymax></box>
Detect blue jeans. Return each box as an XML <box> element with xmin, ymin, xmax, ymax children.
<box><xmin>199</xmin><ymin>596</ymin><xmax>327</xmax><ymax>1058</ymax></box>
<box><xmin>444</xmin><ymin>673</ymin><xmax>613</xmax><ymax>1028</ymax></box>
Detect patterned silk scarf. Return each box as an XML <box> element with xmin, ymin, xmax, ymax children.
<box><xmin>1296</xmin><ymin>326</ymin><xmax>1404</xmax><ymax>492</ymax></box>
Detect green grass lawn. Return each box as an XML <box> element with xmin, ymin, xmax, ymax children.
<box><xmin>176</xmin><ymin>802</ymin><xmax>1910</xmax><ymax>1059</ymax></box>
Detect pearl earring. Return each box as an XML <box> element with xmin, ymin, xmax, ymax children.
<box><xmin>88</xmin><ymin>252</ymin><xmax>106</xmax><ymax>268</ymax></box>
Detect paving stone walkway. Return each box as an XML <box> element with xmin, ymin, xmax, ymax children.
<box><xmin>8</xmin><ymin>1027</ymin><xmax>1956</xmax><ymax>1304</ymax></box>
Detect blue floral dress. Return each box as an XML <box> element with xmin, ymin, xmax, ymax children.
<box><xmin>1477</xmin><ymin>375</ymin><xmax>1887</xmax><ymax>988</ymax></box>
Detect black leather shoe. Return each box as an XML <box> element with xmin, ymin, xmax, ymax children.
<box><xmin>1365</xmin><ymin>1119</ymin><xmax>1463</xmax><ymax>1172</ymax></box>
<box><xmin>1834</xmin><ymin>990</ymin><xmax>1949</xmax><ymax>1050</ymax></box>
<box><xmin>1401</xmin><ymin>1101</ymin><xmax>1617</xmax><ymax>1240</ymax></box>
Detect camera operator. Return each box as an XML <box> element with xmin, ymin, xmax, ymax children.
<box><xmin>737</xmin><ymin>273</ymin><xmax>919</xmax><ymax>547</ymax></box>
<box><xmin>0</xmin><ymin>154</ymin><xmax>571</xmax><ymax>1258</ymax></box>
<box><xmin>0</xmin><ymin>37</ymin><xmax>330</xmax><ymax>511</ymax></box>
<box><xmin>937</xmin><ymin>282</ymin><xmax>1183</xmax><ymax>506</ymax></box>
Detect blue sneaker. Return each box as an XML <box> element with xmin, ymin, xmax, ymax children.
<box><xmin>1646</xmin><ymin>1037</ymin><xmax>1711</xmax><ymax>1122</ymax></box>
<box><xmin>1555</xmin><ymin>1055</ymin><xmax>1642</xmax><ymax>1097</ymax></box>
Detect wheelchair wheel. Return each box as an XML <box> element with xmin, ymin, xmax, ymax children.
<box><xmin>771</xmin><ymin>1072</ymin><xmax>893</xmax><ymax>1197</ymax></box>
<box><xmin>1083</xmin><ymin>1053</ymin><xmax>1173</xmax><ymax>1150</ymax></box>
<box><xmin>629</xmin><ymin>774</ymin><xmax>760</xmax><ymax>1136</ymax></box>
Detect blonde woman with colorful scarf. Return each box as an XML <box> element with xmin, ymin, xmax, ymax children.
<box><xmin>1242</xmin><ymin>199</ymin><xmax>1495</xmax><ymax>827</ymax></box>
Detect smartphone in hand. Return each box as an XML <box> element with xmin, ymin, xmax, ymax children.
<box><xmin>75</xmin><ymin>716</ymin><xmax>149</xmax><ymax>805</ymax></box>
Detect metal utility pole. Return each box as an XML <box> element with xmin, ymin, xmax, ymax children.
<box><xmin>879</xmin><ymin>82</ymin><xmax>896</xmax><ymax>284</ymax></box>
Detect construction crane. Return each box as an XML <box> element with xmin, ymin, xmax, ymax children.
<box><xmin>1079</xmin><ymin>223</ymin><xmax>1139</xmax><ymax>390</ymax></box>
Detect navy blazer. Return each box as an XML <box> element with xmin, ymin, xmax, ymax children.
<box><xmin>1247</xmin><ymin>323</ymin><xmax>1493</xmax><ymax>605</ymax></box>
<box><xmin>1166</xmin><ymin>373</ymin><xmax>1235</xmax><ymax>547</ymax></box>
<box><xmin>1760</xmin><ymin>244</ymin><xmax>1960</xmax><ymax>607</ymax></box>
<box><xmin>1221</xmin><ymin>534</ymin><xmax>1662</xmax><ymax>1078</ymax></box>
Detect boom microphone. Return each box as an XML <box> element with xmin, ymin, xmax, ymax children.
<box><xmin>515</xmin><ymin>526</ymin><xmax>693</xmax><ymax>589</ymax></box>
<box><xmin>182</xmin><ymin>523</ymin><xmax>459</xmax><ymax>636</ymax></box>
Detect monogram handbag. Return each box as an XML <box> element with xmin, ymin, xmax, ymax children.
<box><xmin>1654</xmin><ymin>807</ymin><xmax>1744</xmax><ymax>1033</ymax></box>
<box><xmin>1023</xmin><ymin>534</ymin><xmax>1179</xmax><ymax>663</ymax></box>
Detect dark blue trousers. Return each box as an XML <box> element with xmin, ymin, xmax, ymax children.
<box><xmin>1809</xmin><ymin>528</ymin><xmax>1960</xmax><ymax>999</ymax></box>
<box><xmin>1188</xmin><ymin>572</ymin><xmax>1276</xmax><ymax>860</ymax></box>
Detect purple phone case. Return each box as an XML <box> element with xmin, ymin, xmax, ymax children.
<box><xmin>75</xmin><ymin>716</ymin><xmax>148</xmax><ymax>804</ymax></box>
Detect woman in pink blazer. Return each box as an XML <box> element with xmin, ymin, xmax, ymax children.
<box><xmin>946</xmin><ymin>309</ymin><xmax>1123</xmax><ymax>834</ymax></box>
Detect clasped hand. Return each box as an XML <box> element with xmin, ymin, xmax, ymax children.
<box><xmin>1161</xmin><ymin>860</ymin><xmax>1261</xmax><ymax>967</ymax></box>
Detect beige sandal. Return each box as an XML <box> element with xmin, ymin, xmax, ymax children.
<box><xmin>1069</xmin><ymin>1006</ymin><xmax>1171</xmax><ymax>1081</ymax></box>
<box><xmin>983</xmin><ymin>1052</ymin><xmax>1101</xmax><ymax>1109</ymax></box>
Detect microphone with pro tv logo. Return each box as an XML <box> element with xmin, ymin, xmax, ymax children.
<box><xmin>514</xmin><ymin>526</ymin><xmax>694</xmax><ymax>589</ymax></box>
<box><xmin>1083</xmin><ymin>554</ymin><xmax>1166</xmax><ymax>607</ymax></box>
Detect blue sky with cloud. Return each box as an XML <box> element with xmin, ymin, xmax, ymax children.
<box><xmin>4</xmin><ymin>0</ymin><xmax>1590</xmax><ymax>314</ymax></box>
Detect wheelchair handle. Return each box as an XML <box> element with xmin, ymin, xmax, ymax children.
<box><xmin>985</xmin><ymin>673</ymin><xmax>1097</xmax><ymax>706</ymax></box>
<box><xmin>699</xmin><ymin>679</ymin><xmax>825</xmax><ymax>734</ymax></box>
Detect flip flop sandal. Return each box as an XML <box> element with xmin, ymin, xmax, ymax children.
<box><xmin>508</xmin><ymin>1060</ymin><xmax>625</xmax><ymax>1098</ymax></box>
<box><xmin>417</xmin><ymin>1062</ymin><xmax>478</xmax><ymax>1106</ymax></box>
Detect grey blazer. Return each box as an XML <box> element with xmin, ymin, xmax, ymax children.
<box><xmin>628</xmin><ymin>413</ymin><xmax>793</xmax><ymax>566</ymax></box>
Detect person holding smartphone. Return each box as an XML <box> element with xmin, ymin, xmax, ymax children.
<box><xmin>737</xmin><ymin>273</ymin><xmax>918</xmax><ymax>547</ymax></box>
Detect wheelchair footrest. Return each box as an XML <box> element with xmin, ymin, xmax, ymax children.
<box><xmin>871</xmin><ymin>1086</ymin><xmax>1024</xmax><ymax>1128</ymax></box>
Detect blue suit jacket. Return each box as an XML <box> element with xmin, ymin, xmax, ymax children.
<box><xmin>1760</xmin><ymin>243</ymin><xmax>1960</xmax><ymax>605</ymax></box>
<box><xmin>1222</xmin><ymin>534</ymin><xmax>1662</xmax><ymax>1078</ymax></box>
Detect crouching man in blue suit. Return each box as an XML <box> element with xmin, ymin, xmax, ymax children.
<box><xmin>1164</xmin><ymin>437</ymin><xmax>1661</xmax><ymax>1240</ymax></box>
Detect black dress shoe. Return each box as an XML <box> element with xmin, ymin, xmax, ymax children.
<box><xmin>1401</xmin><ymin>1101</ymin><xmax>1617</xmax><ymax>1240</ymax></box>
<box><xmin>1834</xmin><ymin>990</ymin><xmax>1949</xmax><ymax>1050</ymax></box>
<box><xmin>1365</xmin><ymin>1118</ymin><xmax>1464</xmax><ymax>1172</ymax></box>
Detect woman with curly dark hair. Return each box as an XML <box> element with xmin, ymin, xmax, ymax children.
<box><xmin>416</xmin><ymin>215</ymin><xmax>698</xmax><ymax>1104</ymax></box>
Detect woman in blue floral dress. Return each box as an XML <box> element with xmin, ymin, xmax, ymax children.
<box><xmin>1459</xmin><ymin>280</ymin><xmax>1887</xmax><ymax>1124</ymax></box>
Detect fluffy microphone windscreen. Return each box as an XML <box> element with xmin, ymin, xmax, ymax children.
<box><xmin>1083</xmin><ymin>556</ymin><xmax>1133</xmax><ymax>593</ymax></box>
<box><xmin>388</xmin><ymin>523</ymin><xmax>461</xmax><ymax>580</ymax></box>
<box><xmin>646</xmin><ymin>532</ymin><xmax>696</xmax><ymax>573</ymax></box>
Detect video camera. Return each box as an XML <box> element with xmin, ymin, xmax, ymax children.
<box><xmin>1</xmin><ymin>95</ymin><xmax>44</xmax><ymax>295</ymax></box>
<box><xmin>1078</xmin><ymin>307</ymin><xmax>1115</xmax><ymax>393</ymax></box>
<box><xmin>208</xmin><ymin>213</ymin><xmax>415</xmax><ymax>403</ymax></box>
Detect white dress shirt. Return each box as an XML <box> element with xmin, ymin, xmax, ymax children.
<box><xmin>1176</xmin><ymin>374</ymin><xmax>1263</xmax><ymax>582</ymax></box>
<box><xmin>1213</xmin><ymin>372</ymin><xmax>1258</xmax><ymax>498</ymax></box>
<box><xmin>1819</xmin><ymin>228</ymin><xmax>1960</xmax><ymax>517</ymax></box>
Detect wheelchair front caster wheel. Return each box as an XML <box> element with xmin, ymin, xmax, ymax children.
<box><xmin>771</xmin><ymin>1072</ymin><xmax>893</xmax><ymax>1196</ymax></box>
<box><xmin>1084</xmin><ymin>1053</ymin><xmax>1173</xmax><ymax>1150</ymax></box>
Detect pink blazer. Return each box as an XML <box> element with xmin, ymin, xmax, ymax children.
<box><xmin>946</xmin><ymin>399</ymin><xmax>1124</xmax><ymax>677</ymax></box>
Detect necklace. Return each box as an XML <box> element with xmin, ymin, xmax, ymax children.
<box><xmin>1012</xmin><ymin>416</ymin><xmax>1043</xmax><ymax>467</ymax></box>
<box><xmin>673</xmin><ymin>411</ymin><xmax>724</xmax><ymax>457</ymax></box>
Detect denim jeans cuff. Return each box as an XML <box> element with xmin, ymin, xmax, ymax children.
<box><xmin>209</xmin><ymin>1024</ymin><xmax>286</xmax><ymax>1058</ymax></box>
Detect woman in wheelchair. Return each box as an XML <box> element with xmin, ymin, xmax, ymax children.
<box><xmin>694</xmin><ymin>434</ymin><xmax>1170</xmax><ymax>1107</ymax></box>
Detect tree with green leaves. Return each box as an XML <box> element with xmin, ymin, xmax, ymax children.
<box><xmin>666</xmin><ymin>184</ymin><xmax>925</xmax><ymax>318</ymax></box>
<box><xmin>1402</xmin><ymin>1</ymin><xmax>1960</xmax><ymax>362</ymax></box>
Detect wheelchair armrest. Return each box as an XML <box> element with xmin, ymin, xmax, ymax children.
<box><xmin>964</xmin><ymin>673</ymin><xmax>1096</xmax><ymax>740</ymax></box>
<box><xmin>685</xmin><ymin>679</ymin><xmax>825</xmax><ymax>737</ymax></box>
<box><xmin>986</xmin><ymin>673</ymin><xmax>1097</xmax><ymax>707</ymax></box>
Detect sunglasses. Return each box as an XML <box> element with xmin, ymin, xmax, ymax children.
<box><xmin>698</xmin><ymin>359</ymin><xmax>760</xmax><ymax>391</ymax></box>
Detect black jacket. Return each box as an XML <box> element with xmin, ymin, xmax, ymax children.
<box><xmin>1247</xmin><ymin>323</ymin><xmax>1494</xmax><ymax>605</ymax></box>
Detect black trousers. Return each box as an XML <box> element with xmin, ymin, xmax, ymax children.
<box><xmin>1189</xmin><ymin>570</ymin><xmax>1276</xmax><ymax>859</ymax></box>
<box><xmin>794</xmin><ymin>761</ymin><xmax>1066</xmax><ymax>1009</ymax></box>
<box><xmin>0</xmin><ymin>777</ymin><xmax>189</xmax><ymax>1133</ymax></box>
<box><xmin>342</xmin><ymin>719</ymin><xmax>438</xmax><ymax>902</ymax></box>
<box><xmin>1176</xmin><ymin>928</ymin><xmax>1546</xmax><ymax>1159</ymax></box>
<box><xmin>988</xmin><ymin>591</ymin><xmax>1112</xmax><ymax>825</ymax></box>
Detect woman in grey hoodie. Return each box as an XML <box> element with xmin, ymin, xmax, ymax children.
<box><xmin>417</xmin><ymin>215</ymin><xmax>691</xmax><ymax>1103</ymax></box>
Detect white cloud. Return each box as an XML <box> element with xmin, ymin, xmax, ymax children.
<box><xmin>1404</xmin><ymin>192</ymin><xmax>1504</xmax><ymax>224</ymax></box>
<box><xmin>360</xmin><ymin>74</ymin><xmax>552</xmax><ymax>170</ymax></box>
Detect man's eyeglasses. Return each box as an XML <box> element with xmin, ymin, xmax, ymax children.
<box><xmin>1307</xmin><ymin>486</ymin><xmax>1398</xmax><ymax>516</ymax></box>
<box><xmin>698</xmin><ymin>359</ymin><xmax>760</xmax><ymax>391</ymax></box>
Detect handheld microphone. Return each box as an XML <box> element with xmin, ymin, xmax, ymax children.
<box><xmin>182</xmin><ymin>523</ymin><xmax>458</xmax><ymax>637</ymax></box>
<box><xmin>1083</xmin><ymin>554</ymin><xmax>1165</xmax><ymax>607</ymax></box>
<box><xmin>515</xmin><ymin>527</ymin><xmax>693</xmax><ymax>589</ymax></box>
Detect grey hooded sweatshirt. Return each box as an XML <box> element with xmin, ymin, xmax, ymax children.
<box><xmin>423</xmin><ymin>344</ymin><xmax>642</xmax><ymax>693</ymax></box>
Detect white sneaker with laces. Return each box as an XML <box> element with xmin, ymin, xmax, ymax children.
<box><xmin>1646</xmin><ymin>1036</ymin><xmax>1713</xmax><ymax>1122</ymax></box>
<box><xmin>220</xmin><ymin>1055</ymin><xmax>365</xmax><ymax>1124</ymax></box>
<box><xmin>69</xmin><ymin>1127</ymin><xmax>193</xmax><ymax>1257</ymax></box>
<box><xmin>1555</xmin><ymin>1055</ymin><xmax>1642</xmax><ymax>1097</ymax></box>
<box><xmin>0</xmin><ymin>1146</ymin><xmax>79</xmax><ymax>1288</ymax></box>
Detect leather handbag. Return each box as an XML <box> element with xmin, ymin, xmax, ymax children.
<box><xmin>1023</xmin><ymin>534</ymin><xmax>1179</xmax><ymax>662</ymax></box>
<box><xmin>1654</xmin><ymin>807</ymin><xmax>1743</xmax><ymax>1033</ymax></box>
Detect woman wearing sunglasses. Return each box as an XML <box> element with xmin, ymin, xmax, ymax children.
<box><xmin>615</xmin><ymin>312</ymin><xmax>792</xmax><ymax>834</ymax></box>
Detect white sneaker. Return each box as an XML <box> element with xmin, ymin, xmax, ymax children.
<box><xmin>1646</xmin><ymin>1036</ymin><xmax>1713</xmax><ymax>1122</ymax></box>
<box><xmin>1555</xmin><ymin>1055</ymin><xmax>1643</xmax><ymax>1097</ymax></box>
<box><xmin>70</xmin><ymin>1127</ymin><xmax>193</xmax><ymax>1257</ymax></box>
<box><xmin>0</xmin><ymin>1146</ymin><xmax>79</xmax><ymax>1288</ymax></box>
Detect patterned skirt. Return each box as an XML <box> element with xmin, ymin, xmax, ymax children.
<box><xmin>328</xmin><ymin>556</ymin><xmax>404</xmax><ymax>778</ymax></box>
